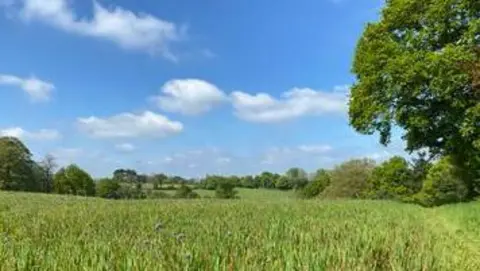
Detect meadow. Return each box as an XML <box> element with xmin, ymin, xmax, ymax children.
<box><xmin>2</xmin><ymin>190</ymin><xmax>480</xmax><ymax>271</ymax></box>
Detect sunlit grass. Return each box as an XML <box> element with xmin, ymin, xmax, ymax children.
<box><xmin>1</xmin><ymin>192</ymin><xmax>480</xmax><ymax>270</ymax></box>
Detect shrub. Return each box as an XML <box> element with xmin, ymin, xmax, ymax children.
<box><xmin>275</xmin><ymin>176</ymin><xmax>293</xmax><ymax>190</ymax></box>
<box><xmin>215</xmin><ymin>181</ymin><xmax>239</xmax><ymax>199</ymax></box>
<box><xmin>416</xmin><ymin>157</ymin><xmax>469</xmax><ymax>207</ymax></box>
<box><xmin>145</xmin><ymin>189</ymin><xmax>171</xmax><ymax>199</ymax></box>
<box><xmin>174</xmin><ymin>185</ymin><xmax>199</xmax><ymax>199</ymax></box>
<box><xmin>96</xmin><ymin>178</ymin><xmax>121</xmax><ymax>199</ymax></box>
<box><xmin>322</xmin><ymin>158</ymin><xmax>376</xmax><ymax>199</ymax></box>
<box><xmin>118</xmin><ymin>186</ymin><xmax>147</xmax><ymax>200</ymax></box>
<box><xmin>53</xmin><ymin>164</ymin><xmax>95</xmax><ymax>196</ymax></box>
<box><xmin>364</xmin><ymin>156</ymin><xmax>417</xmax><ymax>200</ymax></box>
<box><xmin>298</xmin><ymin>169</ymin><xmax>331</xmax><ymax>198</ymax></box>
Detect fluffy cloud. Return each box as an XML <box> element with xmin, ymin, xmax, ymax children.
<box><xmin>0</xmin><ymin>127</ymin><xmax>61</xmax><ymax>140</ymax></box>
<box><xmin>77</xmin><ymin>111</ymin><xmax>183</xmax><ymax>138</ymax></box>
<box><xmin>9</xmin><ymin>0</ymin><xmax>184</xmax><ymax>59</ymax></box>
<box><xmin>151</xmin><ymin>79</ymin><xmax>227</xmax><ymax>115</ymax></box>
<box><xmin>0</xmin><ymin>74</ymin><xmax>54</xmax><ymax>101</ymax></box>
<box><xmin>297</xmin><ymin>144</ymin><xmax>333</xmax><ymax>153</ymax></box>
<box><xmin>231</xmin><ymin>86</ymin><xmax>348</xmax><ymax>123</ymax></box>
<box><xmin>115</xmin><ymin>143</ymin><xmax>135</xmax><ymax>152</ymax></box>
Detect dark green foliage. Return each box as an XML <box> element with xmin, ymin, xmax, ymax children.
<box><xmin>117</xmin><ymin>186</ymin><xmax>147</xmax><ymax>199</ymax></box>
<box><xmin>37</xmin><ymin>154</ymin><xmax>56</xmax><ymax>193</ymax></box>
<box><xmin>275</xmin><ymin>176</ymin><xmax>293</xmax><ymax>190</ymax></box>
<box><xmin>53</xmin><ymin>164</ymin><xmax>95</xmax><ymax>196</ymax></box>
<box><xmin>0</xmin><ymin>137</ymin><xmax>38</xmax><ymax>191</ymax></box>
<box><xmin>145</xmin><ymin>189</ymin><xmax>171</xmax><ymax>199</ymax></box>
<box><xmin>286</xmin><ymin>167</ymin><xmax>309</xmax><ymax>190</ymax></box>
<box><xmin>255</xmin><ymin>172</ymin><xmax>280</xmax><ymax>189</ymax></box>
<box><xmin>113</xmin><ymin>169</ymin><xmax>138</xmax><ymax>183</ymax></box>
<box><xmin>411</xmin><ymin>152</ymin><xmax>433</xmax><ymax>192</ymax></box>
<box><xmin>152</xmin><ymin>173</ymin><xmax>168</xmax><ymax>190</ymax></box>
<box><xmin>322</xmin><ymin>159</ymin><xmax>376</xmax><ymax>199</ymax></box>
<box><xmin>215</xmin><ymin>181</ymin><xmax>239</xmax><ymax>199</ymax></box>
<box><xmin>365</xmin><ymin>156</ymin><xmax>418</xmax><ymax>200</ymax></box>
<box><xmin>349</xmin><ymin>0</ymin><xmax>480</xmax><ymax>198</ymax></box>
<box><xmin>174</xmin><ymin>185</ymin><xmax>199</xmax><ymax>199</ymax></box>
<box><xmin>241</xmin><ymin>175</ymin><xmax>259</xmax><ymax>188</ymax></box>
<box><xmin>299</xmin><ymin>169</ymin><xmax>331</xmax><ymax>199</ymax></box>
<box><xmin>416</xmin><ymin>157</ymin><xmax>469</xmax><ymax>207</ymax></box>
<box><xmin>96</xmin><ymin>178</ymin><xmax>121</xmax><ymax>199</ymax></box>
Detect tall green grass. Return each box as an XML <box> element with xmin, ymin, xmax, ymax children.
<box><xmin>0</xmin><ymin>192</ymin><xmax>479</xmax><ymax>270</ymax></box>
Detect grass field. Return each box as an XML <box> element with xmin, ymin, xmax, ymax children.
<box><xmin>1</xmin><ymin>191</ymin><xmax>480</xmax><ymax>270</ymax></box>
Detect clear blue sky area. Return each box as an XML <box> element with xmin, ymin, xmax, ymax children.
<box><xmin>0</xmin><ymin>0</ymin><xmax>406</xmax><ymax>177</ymax></box>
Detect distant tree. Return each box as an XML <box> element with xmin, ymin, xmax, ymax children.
<box><xmin>215</xmin><ymin>180</ymin><xmax>239</xmax><ymax>199</ymax></box>
<box><xmin>117</xmin><ymin>186</ymin><xmax>147</xmax><ymax>199</ymax></box>
<box><xmin>113</xmin><ymin>169</ymin><xmax>138</xmax><ymax>183</ymax></box>
<box><xmin>0</xmin><ymin>137</ymin><xmax>38</xmax><ymax>191</ymax></box>
<box><xmin>299</xmin><ymin>169</ymin><xmax>331</xmax><ymax>198</ymax></box>
<box><xmin>241</xmin><ymin>175</ymin><xmax>259</xmax><ymax>188</ymax></box>
<box><xmin>256</xmin><ymin>172</ymin><xmax>278</xmax><ymax>189</ymax></box>
<box><xmin>152</xmin><ymin>173</ymin><xmax>168</xmax><ymax>190</ymax></box>
<box><xmin>275</xmin><ymin>176</ymin><xmax>293</xmax><ymax>190</ymax></box>
<box><xmin>38</xmin><ymin>154</ymin><xmax>57</xmax><ymax>193</ymax></box>
<box><xmin>322</xmin><ymin>159</ymin><xmax>376</xmax><ymax>199</ymax></box>
<box><xmin>170</xmin><ymin>176</ymin><xmax>186</xmax><ymax>185</ymax></box>
<box><xmin>174</xmin><ymin>184</ymin><xmax>199</xmax><ymax>199</ymax></box>
<box><xmin>365</xmin><ymin>156</ymin><xmax>416</xmax><ymax>200</ymax></box>
<box><xmin>349</xmin><ymin>0</ymin><xmax>480</xmax><ymax>198</ymax></box>
<box><xmin>54</xmin><ymin>164</ymin><xmax>95</xmax><ymax>196</ymax></box>
<box><xmin>286</xmin><ymin>168</ymin><xmax>309</xmax><ymax>190</ymax></box>
<box><xmin>96</xmin><ymin>178</ymin><xmax>121</xmax><ymax>199</ymax></box>
<box><xmin>137</xmin><ymin>174</ymin><xmax>148</xmax><ymax>184</ymax></box>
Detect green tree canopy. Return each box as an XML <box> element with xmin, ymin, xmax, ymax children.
<box><xmin>299</xmin><ymin>169</ymin><xmax>331</xmax><ymax>198</ymax></box>
<box><xmin>54</xmin><ymin>164</ymin><xmax>95</xmax><ymax>196</ymax></box>
<box><xmin>349</xmin><ymin>0</ymin><xmax>480</xmax><ymax>196</ymax></box>
<box><xmin>96</xmin><ymin>178</ymin><xmax>121</xmax><ymax>199</ymax></box>
<box><xmin>417</xmin><ymin>156</ymin><xmax>469</xmax><ymax>206</ymax></box>
<box><xmin>365</xmin><ymin>156</ymin><xmax>417</xmax><ymax>200</ymax></box>
<box><xmin>322</xmin><ymin>159</ymin><xmax>376</xmax><ymax>199</ymax></box>
<box><xmin>0</xmin><ymin>137</ymin><xmax>38</xmax><ymax>191</ymax></box>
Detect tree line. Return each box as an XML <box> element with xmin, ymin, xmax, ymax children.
<box><xmin>0</xmin><ymin>136</ymin><xmax>472</xmax><ymax>206</ymax></box>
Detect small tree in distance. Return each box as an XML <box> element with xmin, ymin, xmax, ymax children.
<box><xmin>215</xmin><ymin>181</ymin><xmax>238</xmax><ymax>199</ymax></box>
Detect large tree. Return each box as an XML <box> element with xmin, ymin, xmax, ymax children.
<box><xmin>349</xmin><ymin>0</ymin><xmax>479</xmax><ymax>196</ymax></box>
<box><xmin>0</xmin><ymin>137</ymin><xmax>38</xmax><ymax>191</ymax></box>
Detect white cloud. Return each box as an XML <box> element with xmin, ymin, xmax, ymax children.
<box><xmin>115</xmin><ymin>143</ymin><xmax>135</xmax><ymax>152</ymax></box>
<box><xmin>10</xmin><ymin>0</ymin><xmax>184</xmax><ymax>59</ymax></box>
<box><xmin>298</xmin><ymin>144</ymin><xmax>333</xmax><ymax>153</ymax></box>
<box><xmin>77</xmin><ymin>111</ymin><xmax>183</xmax><ymax>138</ymax></box>
<box><xmin>151</xmin><ymin>79</ymin><xmax>227</xmax><ymax>115</ymax></box>
<box><xmin>0</xmin><ymin>74</ymin><xmax>54</xmax><ymax>101</ymax></box>
<box><xmin>231</xmin><ymin>86</ymin><xmax>348</xmax><ymax>123</ymax></box>
<box><xmin>0</xmin><ymin>127</ymin><xmax>61</xmax><ymax>140</ymax></box>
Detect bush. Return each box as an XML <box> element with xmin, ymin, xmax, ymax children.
<box><xmin>364</xmin><ymin>156</ymin><xmax>417</xmax><ymax>200</ymax></box>
<box><xmin>298</xmin><ymin>169</ymin><xmax>331</xmax><ymax>198</ymax></box>
<box><xmin>174</xmin><ymin>185</ymin><xmax>199</xmax><ymax>199</ymax></box>
<box><xmin>416</xmin><ymin>157</ymin><xmax>468</xmax><ymax>207</ymax></box>
<box><xmin>322</xmin><ymin>159</ymin><xmax>376</xmax><ymax>199</ymax></box>
<box><xmin>117</xmin><ymin>186</ymin><xmax>147</xmax><ymax>200</ymax></box>
<box><xmin>215</xmin><ymin>181</ymin><xmax>239</xmax><ymax>199</ymax></box>
<box><xmin>96</xmin><ymin>178</ymin><xmax>121</xmax><ymax>199</ymax></box>
<box><xmin>275</xmin><ymin>176</ymin><xmax>293</xmax><ymax>190</ymax></box>
<box><xmin>53</xmin><ymin>164</ymin><xmax>96</xmax><ymax>196</ymax></box>
<box><xmin>145</xmin><ymin>189</ymin><xmax>171</xmax><ymax>199</ymax></box>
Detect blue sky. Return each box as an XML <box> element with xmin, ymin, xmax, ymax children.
<box><xmin>0</xmin><ymin>0</ymin><xmax>406</xmax><ymax>177</ymax></box>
